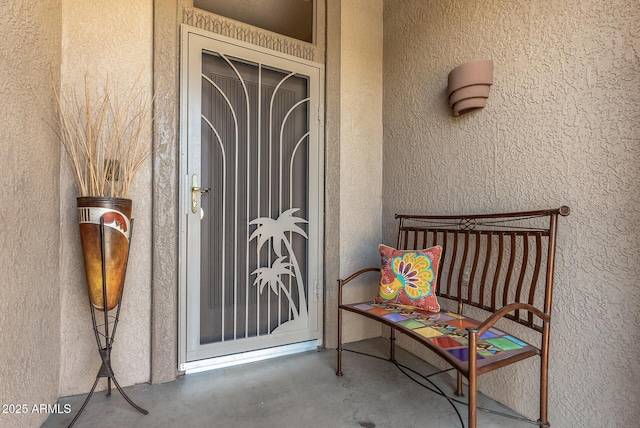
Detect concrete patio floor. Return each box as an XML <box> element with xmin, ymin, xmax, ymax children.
<box><xmin>43</xmin><ymin>338</ymin><xmax>533</xmax><ymax>428</ymax></box>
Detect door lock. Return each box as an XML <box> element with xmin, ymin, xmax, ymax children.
<box><xmin>191</xmin><ymin>175</ymin><xmax>211</xmax><ymax>214</ymax></box>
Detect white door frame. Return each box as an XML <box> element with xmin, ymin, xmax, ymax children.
<box><xmin>178</xmin><ymin>25</ymin><xmax>325</xmax><ymax>372</ymax></box>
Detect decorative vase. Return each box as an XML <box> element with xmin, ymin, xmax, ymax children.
<box><xmin>77</xmin><ymin>197</ymin><xmax>132</xmax><ymax>311</ymax></box>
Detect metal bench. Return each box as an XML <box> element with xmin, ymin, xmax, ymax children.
<box><xmin>336</xmin><ymin>207</ymin><xmax>570</xmax><ymax>428</ymax></box>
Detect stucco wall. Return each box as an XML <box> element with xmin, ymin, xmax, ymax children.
<box><xmin>337</xmin><ymin>0</ymin><xmax>385</xmax><ymax>344</ymax></box>
<box><xmin>383</xmin><ymin>0</ymin><xmax>640</xmax><ymax>426</ymax></box>
<box><xmin>58</xmin><ymin>0</ymin><xmax>153</xmax><ymax>395</ymax></box>
<box><xmin>150</xmin><ymin>0</ymin><xmax>183</xmax><ymax>385</ymax></box>
<box><xmin>323</xmin><ymin>0</ymin><xmax>342</xmax><ymax>349</ymax></box>
<box><xmin>0</xmin><ymin>2</ymin><xmax>62</xmax><ymax>427</ymax></box>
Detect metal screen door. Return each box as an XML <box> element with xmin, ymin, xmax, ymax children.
<box><xmin>180</xmin><ymin>27</ymin><xmax>324</xmax><ymax>368</ymax></box>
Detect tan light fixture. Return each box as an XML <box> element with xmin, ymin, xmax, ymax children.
<box><xmin>447</xmin><ymin>60</ymin><xmax>493</xmax><ymax>117</ymax></box>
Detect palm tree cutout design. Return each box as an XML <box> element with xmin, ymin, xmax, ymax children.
<box><xmin>251</xmin><ymin>256</ymin><xmax>300</xmax><ymax>319</ymax></box>
<box><xmin>249</xmin><ymin>208</ymin><xmax>309</xmax><ymax>331</ymax></box>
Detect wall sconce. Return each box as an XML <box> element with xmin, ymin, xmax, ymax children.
<box><xmin>447</xmin><ymin>60</ymin><xmax>493</xmax><ymax>117</ymax></box>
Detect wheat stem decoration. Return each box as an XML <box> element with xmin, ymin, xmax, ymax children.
<box><xmin>51</xmin><ymin>75</ymin><xmax>153</xmax><ymax>198</ymax></box>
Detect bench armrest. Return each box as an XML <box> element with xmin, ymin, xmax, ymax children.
<box><xmin>338</xmin><ymin>267</ymin><xmax>379</xmax><ymax>287</ymax></box>
<box><xmin>472</xmin><ymin>302</ymin><xmax>551</xmax><ymax>337</ymax></box>
<box><xmin>337</xmin><ymin>267</ymin><xmax>379</xmax><ymax>305</ymax></box>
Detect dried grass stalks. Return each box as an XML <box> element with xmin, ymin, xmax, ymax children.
<box><xmin>51</xmin><ymin>76</ymin><xmax>153</xmax><ymax>198</ymax></box>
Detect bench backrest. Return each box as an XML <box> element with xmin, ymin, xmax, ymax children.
<box><xmin>395</xmin><ymin>207</ymin><xmax>569</xmax><ymax>332</ymax></box>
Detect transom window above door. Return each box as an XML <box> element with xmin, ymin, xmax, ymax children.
<box><xmin>193</xmin><ymin>0</ymin><xmax>314</xmax><ymax>43</ymax></box>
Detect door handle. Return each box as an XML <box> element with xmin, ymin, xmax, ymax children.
<box><xmin>191</xmin><ymin>175</ymin><xmax>211</xmax><ymax>214</ymax></box>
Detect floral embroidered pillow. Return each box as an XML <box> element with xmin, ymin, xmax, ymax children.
<box><xmin>375</xmin><ymin>244</ymin><xmax>442</xmax><ymax>312</ymax></box>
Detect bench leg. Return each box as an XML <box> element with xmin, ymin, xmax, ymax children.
<box><xmin>539</xmin><ymin>336</ymin><xmax>551</xmax><ymax>427</ymax></box>
<box><xmin>336</xmin><ymin>305</ymin><xmax>343</xmax><ymax>377</ymax></box>
<box><xmin>468</xmin><ymin>371</ymin><xmax>477</xmax><ymax>428</ymax></box>
<box><xmin>389</xmin><ymin>328</ymin><xmax>396</xmax><ymax>362</ymax></box>
<box><xmin>468</xmin><ymin>329</ymin><xmax>478</xmax><ymax>428</ymax></box>
<box><xmin>456</xmin><ymin>371</ymin><xmax>464</xmax><ymax>397</ymax></box>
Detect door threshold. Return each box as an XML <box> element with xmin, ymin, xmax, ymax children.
<box><xmin>182</xmin><ymin>340</ymin><xmax>322</xmax><ymax>374</ymax></box>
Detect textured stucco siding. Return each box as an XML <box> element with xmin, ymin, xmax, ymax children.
<box><xmin>323</xmin><ymin>0</ymin><xmax>343</xmax><ymax>350</ymax></box>
<box><xmin>383</xmin><ymin>0</ymin><xmax>640</xmax><ymax>426</ymax></box>
<box><xmin>0</xmin><ymin>2</ymin><xmax>62</xmax><ymax>427</ymax></box>
<box><xmin>150</xmin><ymin>0</ymin><xmax>182</xmax><ymax>385</ymax></box>
<box><xmin>58</xmin><ymin>0</ymin><xmax>153</xmax><ymax>395</ymax></box>
<box><xmin>338</xmin><ymin>0</ymin><xmax>385</xmax><ymax>344</ymax></box>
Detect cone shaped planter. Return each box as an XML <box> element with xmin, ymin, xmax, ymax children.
<box><xmin>77</xmin><ymin>197</ymin><xmax>132</xmax><ymax>311</ymax></box>
<box><xmin>55</xmin><ymin>78</ymin><xmax>151</xmax><ymax>425</ymax></box>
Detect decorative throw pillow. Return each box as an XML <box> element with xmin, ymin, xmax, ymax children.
<box><xmin>375</xmin><ymin>244</ymin><xmax>442</xmax><ymax>312</ymax></box>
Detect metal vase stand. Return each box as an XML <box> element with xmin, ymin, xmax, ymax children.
<box><xmin>68</xmin><ymin>217</ymin><xmax>149</xmax><ymax>427</ymax></box>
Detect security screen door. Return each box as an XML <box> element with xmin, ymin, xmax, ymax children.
<box><xmin>181</xmin><ymin>28</ymin><xmax>324</xmax><ymax>366</ymax></box>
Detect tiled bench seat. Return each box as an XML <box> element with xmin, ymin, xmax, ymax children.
<box><xmin>340</xmin><ymin>301</ymin><xmax>538</xmax><ymax>376</ymax></box>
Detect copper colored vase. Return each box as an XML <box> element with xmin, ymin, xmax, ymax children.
<box><xmin>77</xmin><ymin>197</ymin><xmax>132</xmax><ymax>311</ymax></box>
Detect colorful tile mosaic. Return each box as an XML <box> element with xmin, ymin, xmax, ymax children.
<box><xmin>486</xmin><ymin>337</ymin><xmax>524</xmax><ymax>351</ymax></box>
<box><xmin>398</xmin><ymin>319</ymin><xmax>425</xmax><ymax>330</ymax></box>
<box><xmin>414</xmin><ymin>327</ymin><xmax>443</xmax><ymax>338</ymax></box>
<box><xmin>383</xmin><ymin>313</ymin><xmax>408</xmax><ymax>323</ymax></box>
<box><xmin>479</xmin><ymin>330</ymin><xmax>498</xmax><ymax>339</ymax></box>
<box><xmin>431</xmin><ymin>336</ymin><xmax>462</xmax><ymax>349</ymax></box>
<box><xmin>368</xmin><ymin>307</ymin><xmax>391</xmax><ymax>316</ymax></box>
<box><xmin>504</xmin><ymin>335</ymin><xmax>528</xmax><ymax>347</ymax></box>
<box><xmin>354</xmin><ymin>303</ymin><xmax>376</xmax><ymax>311</ymax></box>
<box><xmin>342</xmin><ymin>301</ymin><xmax>537</xmax><ymax>369</ymax></box>
<box><xmin>448</xmin><ymin>319</ymin><xmax>479</xmax><ymax>329</ymax></box>
<box><xmin>444</xmin><ymin>312</ymin><xmax>465</xmax><ymax>319</ymax></box>
<box><xmin>447</xmin><ymin>347</ymin><xmax>485</xmax><ymax>362</ymax></box>
<box><xmin>433</xmin><ymin>313</ymin><xmax>456</xmax><ymax>322</ymax></box>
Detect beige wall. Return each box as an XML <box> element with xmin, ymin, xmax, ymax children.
<box><xmin>340</xmin><ymin>0</ymin><xmax>383</xmax><ymax>276</ymax></box>
<box><xmin>383</xmin><ymin>0</ymin><xmax>640</xmax><ymax>426</ymax></box>
<box><xmin>335</xmin><ymin>0</ymin><xmax>385</xmax><ymax>344</ymax></box>
<box><xmin>323</xmin><ymin>0</ymin><xmax>342</xmax><ymax>349</ymax></box>
<box><xmin>149</xmin><ymin>0</ymin><xmax>184</xmax><ymax>385</ymax></box>
<box><xmin>58</xmin><ymin>0</ymin><xmax>153</xmax><ymax>395</ymax></box>
<box><xmin>0</xmin><ymin>2</ymin><xmax>62</xmax><ymax>427</ymax></box>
